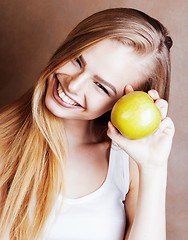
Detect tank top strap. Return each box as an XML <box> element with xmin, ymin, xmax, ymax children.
<box><xmin>110</xmin><ymin>141</ymin><xmax>130</xmax><ymax>197</ymax></box>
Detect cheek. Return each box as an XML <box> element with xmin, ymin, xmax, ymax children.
<box><xmin>46</xmin><ymin>74</ymin><xmax>55</xmax><ymax>91</ymax></box>
<box><xmin>89</xmin><ymin>98</ymin><xmax>116</xmax><ymax>117</ymax></box>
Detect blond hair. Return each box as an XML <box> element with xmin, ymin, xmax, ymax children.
<box><xmin>0</xmin><ymin>8</ymin><xmax>172</xmax><ymax>239</ymax></box>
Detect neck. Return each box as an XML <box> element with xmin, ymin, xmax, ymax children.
<box><xmin>62</xmin><ymin>119</ymin><xmax>95</xmax><ymax>147</ymax></box>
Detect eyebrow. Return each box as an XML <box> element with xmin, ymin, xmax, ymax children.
<box><xmin>80</xmin><ymin>54</ymin><xmax>117</xmax><ymax>96</ymax></box>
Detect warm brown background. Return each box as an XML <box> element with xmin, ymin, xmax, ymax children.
<box><xmin>0</xmin><ymin>0</ymin><xmax>187</xmax><ymax>239</ymax></box>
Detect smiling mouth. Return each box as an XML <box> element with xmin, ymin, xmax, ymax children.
<box><xmin>56</xmin><ymin>81</ymin><xmax>81</xmax><ymax>107</ymax></box>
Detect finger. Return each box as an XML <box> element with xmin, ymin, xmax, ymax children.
<box><xmin>124</xmin><ymin>84</ymin><xmax>134</xmax><ymax>95</ymax></box>
<box><xmin>154</xmin><ymin>117</ymin><xmax>175</xmax><ymax>137</ymax></box>
<box><xmin>107</xmin><ymin>121</ymin><xmax>120</xmax><ymax>138</ymax></box>
<box><xmin>155</xmin><ymin>99</ymin><xmax>168</xmax><ymax>120</ymax></box>
<box><xmin>107</xmin><ymin>121</ymin><xmax>129</xmax><ymax>149</ymax></box>
<box><xmin>148</xmin><ymin>89</ymin><xmax>160</xmax><ymax>101</ymax></box>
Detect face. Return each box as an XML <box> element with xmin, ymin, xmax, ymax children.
<box><xmin>45</xmin><ymin>39</ymin><xmax>146</xmax><ymax>120</ymax></box>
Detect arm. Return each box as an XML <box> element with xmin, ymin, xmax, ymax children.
<box><xmin>127</xmin><ymin>165</ymin><xmax>167</xmax><ymax>240</ymax></box>
<box><xmin>124</xmin><ymin>158</ymin><xmax>168</xmax><ymax>240</ymax></box>
<box><xmin>107</xmin><ymin>88</ymin><xmax>175</xmax><ymax>240</ymax></box>
<box><xmin>124</xmin><ymin>157</ymin><xmax>139</xmax><ymax>240</ymax></box>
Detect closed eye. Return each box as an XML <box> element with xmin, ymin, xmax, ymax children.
<box><xmin>95</xmin><ymin>82</ymin><xmax>109</xmax><ymax>95</ymax></box>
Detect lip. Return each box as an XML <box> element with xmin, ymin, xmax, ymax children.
<box><xmin>53</xmin><ymin>75</ymin><xmax>84</xmax><ymax>109</ymax></box>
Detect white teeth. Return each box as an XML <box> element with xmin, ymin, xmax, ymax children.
<box><xmin>57</xmin><ymin>83</ymin><xmax>78</xmax><ymax>106</ymax></box>
<box><xmin>59</xmin><ymin>92</ymin><xmax>65</xmax><ymax>98</ymax></box>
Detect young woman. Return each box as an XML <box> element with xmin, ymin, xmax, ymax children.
<box><xmin>0</xmin><ymin>8</ymin><xmax>175</xmax><ymax>240</ymax></box>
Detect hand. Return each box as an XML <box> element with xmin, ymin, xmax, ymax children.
<box><xmin>107</xmin><ymin>85</ymin><xmax>175</xmax><ymax>167</ymax></box>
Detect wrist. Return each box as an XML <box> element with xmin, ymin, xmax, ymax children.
<box><xmin>137</xmin><ymin>162</ymin><xmax>168</xmax><ymax>172</ymax></box>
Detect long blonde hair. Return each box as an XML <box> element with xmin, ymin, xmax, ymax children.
<box><xmin>0</xmin><ymin>8</ymin><xmax>172</xmax><ymax>239</ymax></box>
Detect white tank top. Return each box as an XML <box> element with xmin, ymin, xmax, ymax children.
<box><xmin>44</xmin><ymin>142</ymin><xmax>130</xmax><ymax>240</ymax></box>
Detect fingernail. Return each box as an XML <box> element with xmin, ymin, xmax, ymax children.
<box><xmin>108</xmin><ymin>121</ymin><xmax>113</xmax><ymax>129</ymax></box>
<box><xmin>148</xmin><ymin>90</ymin><xmax>154</xmax><ymax>97</ymax></box>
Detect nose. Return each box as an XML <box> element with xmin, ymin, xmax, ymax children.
<box><xmin>66</xmin><ymin>72</ymin><xmax>90</xmax><ymax>94</ymax></box>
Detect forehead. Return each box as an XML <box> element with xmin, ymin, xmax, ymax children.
<box><xmin>82</xmin><ymin>39</ymin><xmax>147</xmax><ymax>93</ymax></box>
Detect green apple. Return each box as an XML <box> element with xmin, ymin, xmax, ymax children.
<box><xmin>111</xmin><ymin>91</ymin><xmax>161</xmax><ymax>139</ymax></box>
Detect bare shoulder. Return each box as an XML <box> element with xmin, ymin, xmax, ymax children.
<box><xmin>125</xmin><ymin>156</ymin><xmax>139</xmax><ymax>204</ymax></box>
<box><xmin>129</xmin><ymin>157</ymin><xmax>139</xmax><ymax>189</ymax></box>
<box><xmin>124</xmin><ymin>157</ymin><xmax>139</xmax><ymax>239</ymax></box>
